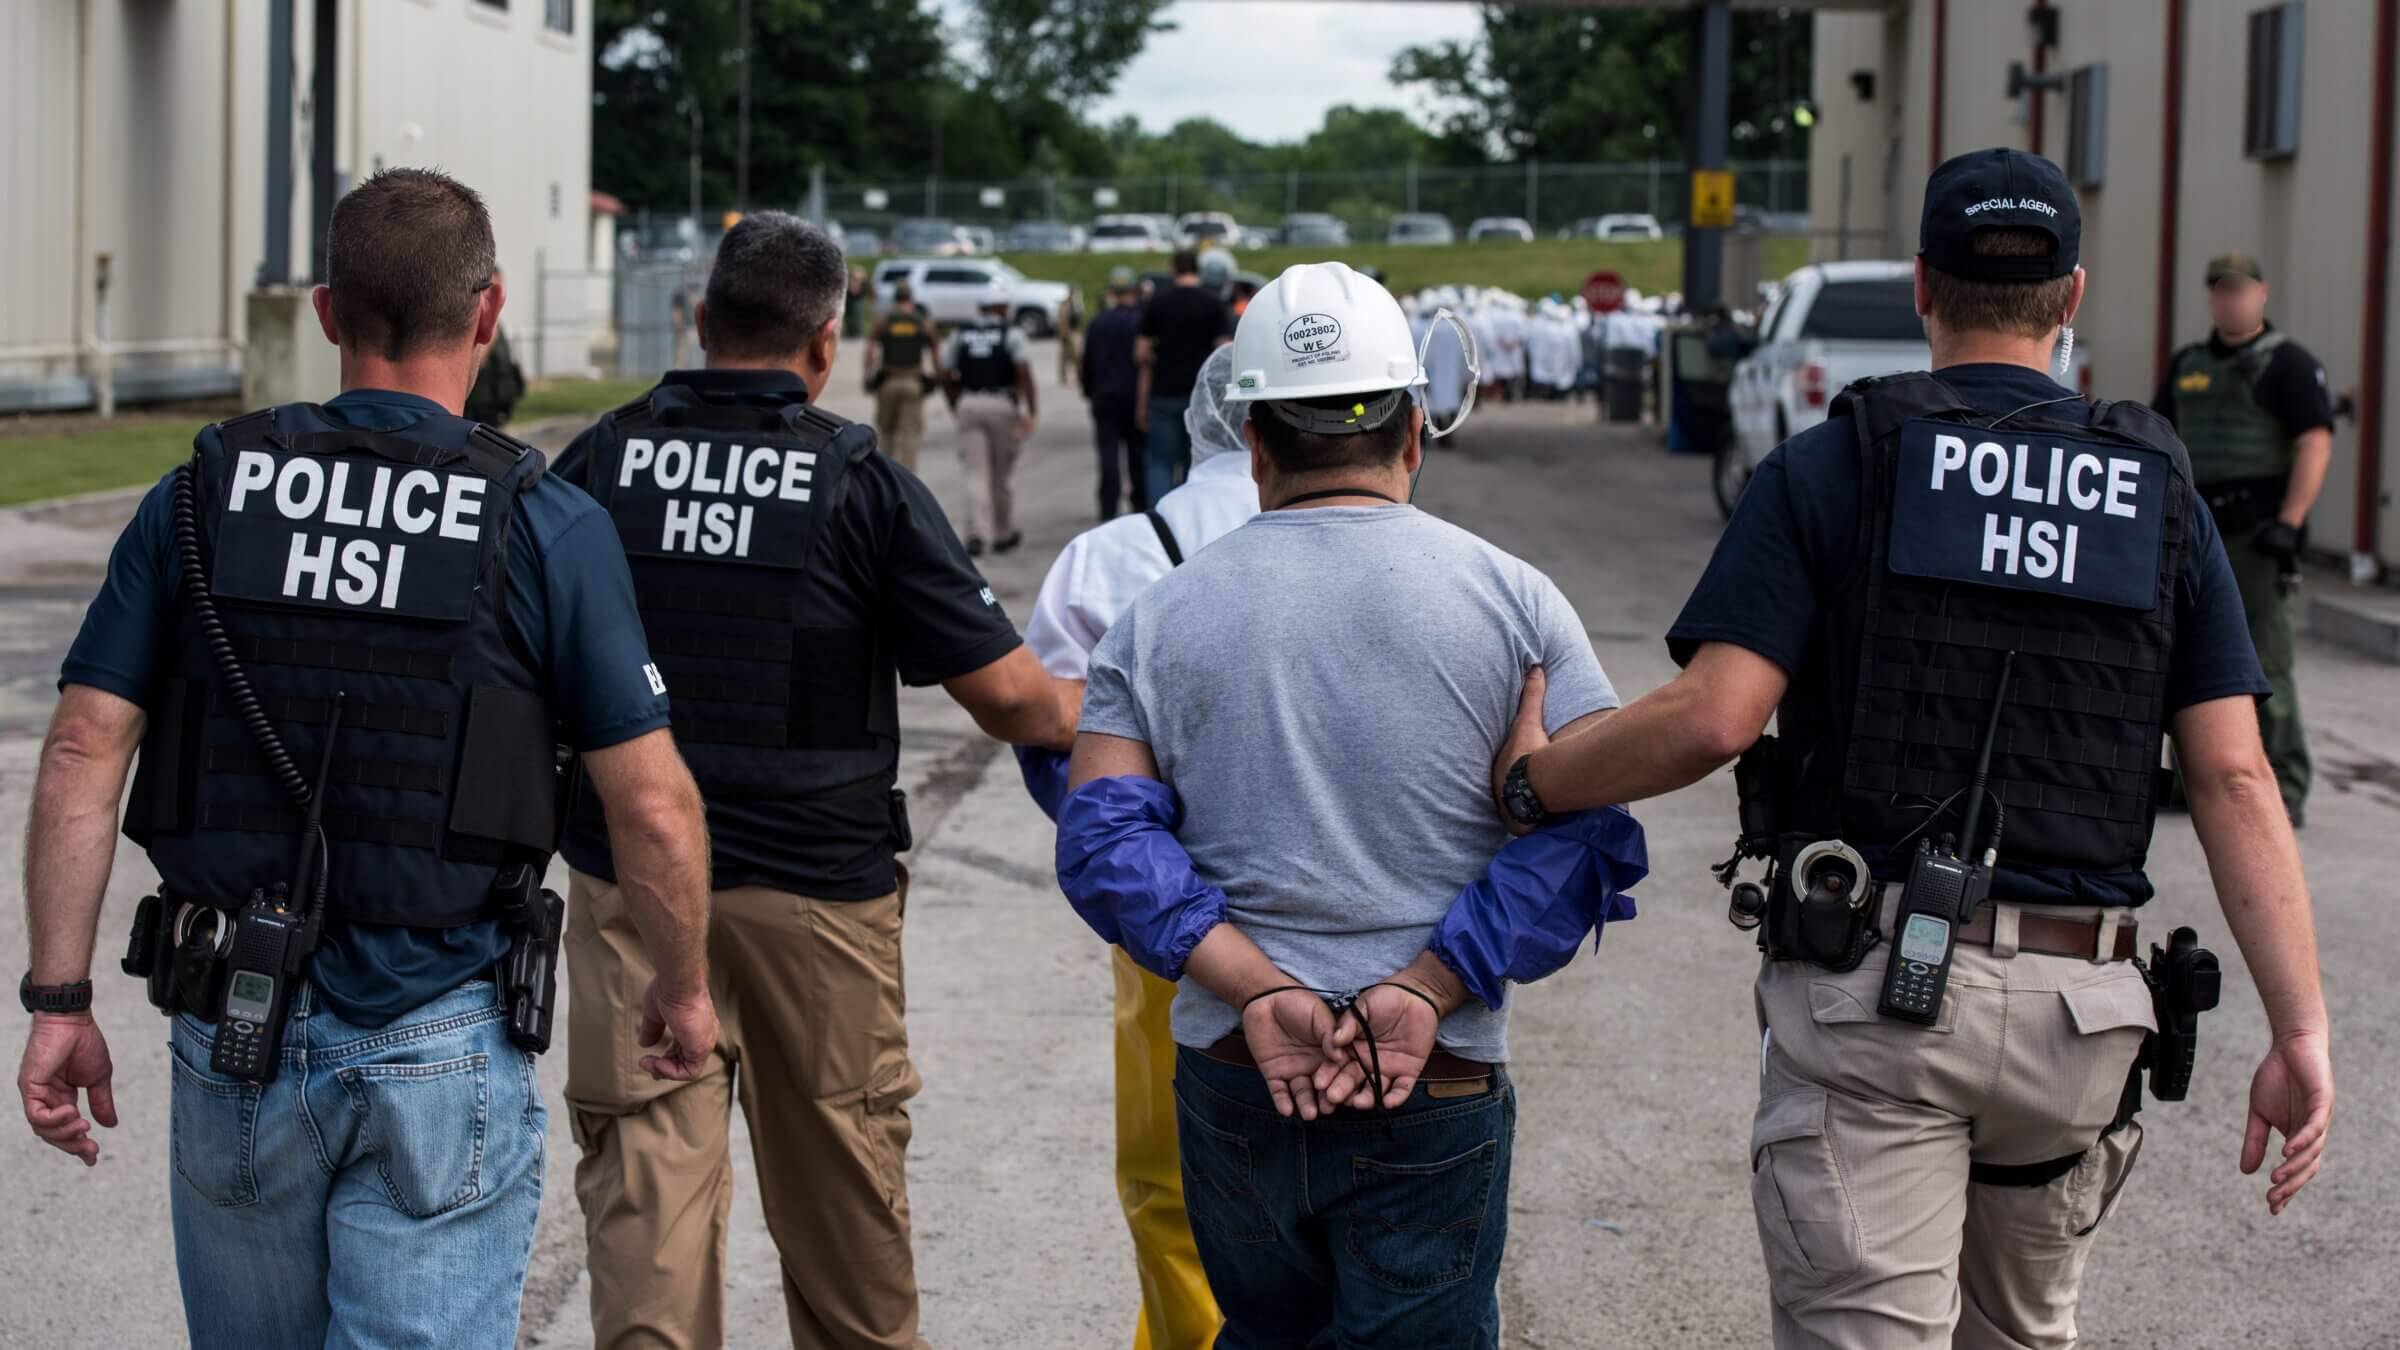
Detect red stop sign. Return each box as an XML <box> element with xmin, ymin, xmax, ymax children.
<box><xmin>1583</xmin><ymin>269</ymin><xmax>1626</xmax><ymax>313</ymax></box>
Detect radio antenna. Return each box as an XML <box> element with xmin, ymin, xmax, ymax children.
<box><xmin>1957</xmin><ymin>651</ymin><xmax>2015</xmax><ymax>858</ymax></box>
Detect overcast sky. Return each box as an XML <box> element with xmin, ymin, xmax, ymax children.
<box><xmin>940</xmin><ymin>1</ymin><xmax>1485</xmax><ymax>144</ymax></box>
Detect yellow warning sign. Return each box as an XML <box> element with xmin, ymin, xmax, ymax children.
<box><xmin>1690</xmin><ymin>170</ymin><xmax>1736</xmax><ymax>230</ymax></box>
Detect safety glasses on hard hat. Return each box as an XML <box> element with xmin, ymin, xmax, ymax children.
<box><xmin>1416</xmin><ymin>307</ymin><xmax>1481</xmax><ymax>440</ymax></box>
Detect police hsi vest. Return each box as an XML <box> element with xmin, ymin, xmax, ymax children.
<box><xmin>578</xmin><ymin>384</ymin><xmax>897</xmax><ymax>801</ymax></box>
<box><xmin>1787</xmin><ymin>373</ymin><xmax>2193</xmax><ymax>878</ymax></box>
<box><xmin>954</xmin><ymin>320</ymin><xmax>1018</xmax><ymax>393</ymax></box>
<box><xmin>124</xmin><ymin>404</ymin><xmax>563</xmax><ymax>927</ymax></box>
<box><xmin>2170</xmin><ymin>331</ymin><xmax>2291</xmax><ymax>487</ymax></box>
<box><xmin>877</xmin><ymin>311</ymin><xmax>930</xmax><ymax>374</ymax></box>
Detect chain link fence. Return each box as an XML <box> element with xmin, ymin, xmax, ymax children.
<box><xmin>809</xmin><ymin>158</ymin><xmax>1804</xmax><ymax>240</ymax></box>
<box><xmin>542</xmin><ymin>160</ymin><xmax>1842</xmax><ymax>382</ymax></box>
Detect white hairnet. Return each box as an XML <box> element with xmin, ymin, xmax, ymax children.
<box><xmin>1185</xmin><ymin>345</ymin><xmax>1249</xmax><ymax>466</ymax></box>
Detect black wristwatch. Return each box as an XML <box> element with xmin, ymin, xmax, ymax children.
<box><xmin>20</xmin><ymin>973</ymin><xmax>94</xmax><ymax>1016</ymax></box>
<box><xmin>1500</xmin><ymin>754</ymin><xmax>1551</xmax><ymax>828</ymax></box>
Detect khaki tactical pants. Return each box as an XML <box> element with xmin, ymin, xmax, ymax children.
<box><xmin>1750</xmin><ymin>912</ymin><xmax>2154</xmax><ymax>1349</ymax></box>
<box><xmin>875</xmin><ymin>373</ymin><xmax>927</xmax><ymax>474</ymax></box>
<box><xmin>564</xmin><ymin>870</ymin><xmax>930</xmax><ymax>1350</ymax></box>
<box><xmin>953</xmin><ymin>391</ymin><xmax>1022</xmax><ymax>543</ymax></box>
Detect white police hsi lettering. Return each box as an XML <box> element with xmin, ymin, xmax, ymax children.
<box><xmin>1925</xmin><ymin>431</ymin><xmax>2147</xmax><ymax>584</ymax></box>
<box><xmin>224</xmin><ymin>448</ymin><xmax>487</xmax><ymax>608</ymax></box>
<box><xmin>617</xmin><ymin>435</ymin><xmax>815</xmax><ymax>558</ymax></box>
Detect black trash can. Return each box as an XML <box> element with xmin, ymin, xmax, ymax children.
<box><xmin>1603</xmin><ymin>348</ymin><xmax>1647</xmax><ymax>423</ymax></box>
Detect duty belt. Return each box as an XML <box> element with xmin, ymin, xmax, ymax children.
<box><xmin>1874</xmin><ymin>885</ymin><xmax>2139</xmax><ymax>962</ymax></box>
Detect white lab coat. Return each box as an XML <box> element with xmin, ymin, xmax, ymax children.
<box><xmin>1024</xmin><ymin>452</ymin><xmax>1262</xmax><ymax>677</ymax></box>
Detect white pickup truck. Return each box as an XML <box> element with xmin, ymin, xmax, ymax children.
<box><xmin>1717</xmin><ymin>260</ymin><xmax>2091</xmax><ymax>517</ymax></box>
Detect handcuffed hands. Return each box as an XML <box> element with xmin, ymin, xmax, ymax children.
<box><xmin>1244</xmin><ymin>980</ymin><xmax>1447</xmax><ymax>1119</ymax></box>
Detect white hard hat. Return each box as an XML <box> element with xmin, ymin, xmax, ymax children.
<box><xmin>1226</xmin><ymin>261</ymin><xmax>1424</xmax><ymax>407</ymax></box>
<box><xmin>979</xmin><ymin>280</ymin><xmax>1012</xmax><ymax>309</ymax></box>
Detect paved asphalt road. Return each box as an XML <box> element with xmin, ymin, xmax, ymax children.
<box><xmin>0</xmin><ymin>351</ymin><xmax>2393</xmax><ymax>1347</ymax></box>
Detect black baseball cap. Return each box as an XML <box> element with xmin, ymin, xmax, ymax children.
<box><xmin>1918</xmin><ymin>148</ymin><xmax>2080</xmax><ymax>281</ymax></box>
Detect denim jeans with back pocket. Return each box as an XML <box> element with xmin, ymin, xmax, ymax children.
<box><xmin>168</xmin><ymin>978</ymin><xmax>545</xmax><ymax>1349</ymax></box>
<box><xmin>1173</xmin><ymin>1046</ymin><xmax>1515</xmax><ymax>1350</ymax></box>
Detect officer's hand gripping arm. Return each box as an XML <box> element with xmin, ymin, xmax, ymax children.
<box><xmin>1520</xmin><ymin>642</ymin><xmax>1786</xmax><ymax>818</ymax></box>
<box><xmin>944</xmin><ymin>646</ymin><xmax>1080</xmax><ymax>752</ymax></box>
<box><xmin>2172</xmin><ymin>695</ymin><xmax>2332</xmax><ymax>1213</ymax></box>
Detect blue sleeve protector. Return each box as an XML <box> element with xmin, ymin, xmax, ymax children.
<box><xmin>1429</xmin><ymin>806</ymin><xmax>1650</xmax><ymax>1011</ymax></box>
<box><xmin>1054</xmin><ymin>775</ymin><xmax>1227</xmax><ymax>982</ymax></box>
<box><xmin>1014</xmin><ymin>745</ymin><xmax>1071</xmax><ymax>822</ymax></box>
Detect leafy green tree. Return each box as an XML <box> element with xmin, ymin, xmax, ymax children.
<box><xmin>1392</xmin><ymin>6</ymin><xmax>1810</xmax><ymax>163</ymax></box>
<box><xmin>966</xmin><ymin>0</ymin><xmax>1175</xmax><ymax>110</ymax></box>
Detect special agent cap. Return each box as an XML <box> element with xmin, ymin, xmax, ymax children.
<box><xmin>1919</xmin><ymin>148</ymin><xmax>2080</xmax><ymax>282</ymax></box>
<box><xmin>2206</xmin><ymin>252</ymin><xmax>2265</xmax><ymax>284</ymax></box>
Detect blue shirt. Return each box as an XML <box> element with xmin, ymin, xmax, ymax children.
<box><xmin>60</xmin><ymin>389</ymin><xmax>671</xmax><ymax>1025</ymax></box>
<box><xmin>1666</xmin><ymin>363</ymin><xmax>2271</xmax><ymax>906</ymax></box>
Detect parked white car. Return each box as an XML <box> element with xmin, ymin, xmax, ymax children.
<box><xmin>1087</xmin><ymin>214</ymin><xmax>1169</xmax><ymax>253</ymax></box>
<box><xmin>1718</xmin><ymin>261</ymin><xmax>2090</xmax><ymax>517</ymax></box>
<box><xmin>872</xmin><ymin>258</ymin><xmax>1073</xmax><ymax>336</ymax></box>
<box><xmin>1595</xmin><ymin>213</ymin><xmax>1665</xmax><ymax>241</ymax></box>
<box><xmin>1466</xmin><ymin>216</ymin><xmax>1535</xmax><ymax>243</ymax></box>
<box><xmin>1386</xmin><ymin>213</ymin><xmax>1456</xmax><ymax>246</ymax></box>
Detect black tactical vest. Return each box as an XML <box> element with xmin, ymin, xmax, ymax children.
<box><xmin>577</xmin><ymin>383</ymin><xmax>894</xmax><ymax>801</ymax></box>
<box><xmin>125</xmin><ymin>404</ymin><xmax>562</xmax><ymax>927</ymax></box>
<box><xmin>953</xmin><ymin>320</ymin><xmax>1018</xmax><ymax>393</ymax></box>
<box><xmin>876</xmin><ymin>311</ymin><xmax>931</xmax><ymax>373</ymax></box>
<box><xmin>1787</xmin><ymin>373</ymin><xmax>2194</xmax><ymax>878</ymax></box>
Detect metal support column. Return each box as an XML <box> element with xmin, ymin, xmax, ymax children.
<box><xmin>260</xmin><ymin>0</ymin><xmax>294</xmax><ymax>287</ymax></box>
<box><xmin>308</xmin><ymin>0</ymin><xmax>338</xmax><ymax>282</ymax></box>
<box><xmin>1682</xmin><ymin>0</ymin><xmax>1731</xmax><ymax>310</ymax></box>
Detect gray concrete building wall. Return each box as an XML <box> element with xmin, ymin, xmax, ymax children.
<box><xmin>1808</xmin><ymin>0</ymin><xmax>2397</xmax><ymax>574</ymax></box>
<box><xmin>0</xmin><ymin>0</ymin><xmax>594</xmax><ymax>404</ymax></box>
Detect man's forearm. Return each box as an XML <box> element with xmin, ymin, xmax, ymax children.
<box><xmin>603</xmin><ymin>790</ymin><xmax>712</xmax><ymax>996</ymax></box>
<box><xmin>2186</xmin><ymin>760</ymin><xmax>2327</xmax><ymax>1041</ymax></box>
<box><xmin>24</xmin><ymin>691</ymin><xmax>143</xmax><ymax>984</ymax></box>
<box><xmin>1019</xmin><ymin>366</ymin><xmax>1038</xmax><ymax>420</ymax></box>
<box><xmin>1527</xmin><ymin>675</ymin><xmax>1756</xmax><ymax>813</ymax></box>
<box><xmin>1183</xmin><ymin>923</ymin><xmax>1292</xmax><ymax>1010</ymax></box>
<box><xmin>2279</xmin><ymin>430</ymin><xmax>2334</xmax><ymax>525</ymax></box>
<box><xmin>1386</xmin><ymin>950</ymin><xmax>1471</xmax><ymax>1017</ymax></box>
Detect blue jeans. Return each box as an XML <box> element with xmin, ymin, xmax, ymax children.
<box><xmin>169</xmin><ymin>978</ymin><xmax>546</xmax><ymax>1349</ymax></box>
<box><xmin>1173</xmin><ymin>1047</ymin><xmax>1515</xmax><ymax>1349</ymax></box>
<box><xmin>1145</xmin><ymin>395</ymin><xmax>1194</xmax><ymax>498</ymax></box>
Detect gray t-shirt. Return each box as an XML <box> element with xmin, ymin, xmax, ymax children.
<box><xmin>1080</xmin><ymin>503</ymin><xmax>1618</xmax><ymax>1062</ymax></box>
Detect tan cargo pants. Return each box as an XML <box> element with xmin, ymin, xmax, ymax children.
<box><xmin>564</xmin><ymin>870</ymin><xmax>930</xmax><ymax>1350</ymax></box>
<box><xmin>952</xmin><ymin>391</ymin><xmax>1022</xmax><ymax>544</ymax></box>
<box><xmin>1750</xmin><ymin>908</ymin><xmax>2155</xmax><ymax>1349</ymax></box>
<box><xmin>874</xmin><ymin>373</ymin><xmax>926</xmax><ymax>474</ymax></box>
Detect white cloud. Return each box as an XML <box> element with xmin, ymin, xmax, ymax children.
<box><xmin>942</xmin><ymin>1</ymin><xmax>1486</xmax><ymax>145</ymax></box>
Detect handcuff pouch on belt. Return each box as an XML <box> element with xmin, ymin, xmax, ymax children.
<box><xmin>121</xmin><ymin>890</ymin><xmax>235</xmax><ymax>1021</ymax></box>
<box><xmin>1761</xmin><ymin>835</ymin><xmax>1881</xmax><ymax>973</ymax></box>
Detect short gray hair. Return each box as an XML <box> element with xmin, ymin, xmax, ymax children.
<box><xmin>702</xmin><ymin>212</ymin><xmax>846</xmax><ymax>359</ymax></box>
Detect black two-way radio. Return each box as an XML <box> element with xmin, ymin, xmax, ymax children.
<box><xmin>1878</xmin><ymin>652</ymin><xmax>2014</xmax><ymax>1025</ymax></box>
<box><xmin>211</xmin><ymin>693</ymin><xmax>344</xmax><ymax>1082</ymax></box>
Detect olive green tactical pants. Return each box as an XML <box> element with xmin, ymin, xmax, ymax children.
<box><xmin>1749</xmin><ymin>914</ymin><xmax>2153</xmax><ymax>1349</ymax></box>
<box><xmin>2225</xmin><ymin>521</ymin><xmax>2311</xmax><ymax>814</ymax></box>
